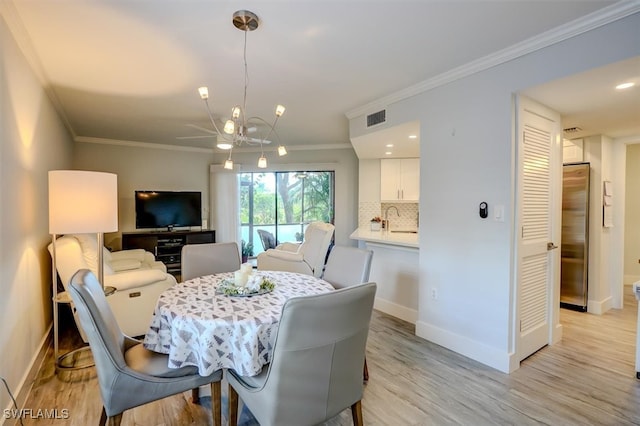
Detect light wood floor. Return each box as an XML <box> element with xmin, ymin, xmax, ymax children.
<box><xmin>14</xmin><ymin>287</ymin><xmax>640</xmax><ymax>425</ymax></box>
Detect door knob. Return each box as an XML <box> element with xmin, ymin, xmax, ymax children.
<box><xmin>547</xmin><ymin>242</ymin><xmax>558</xmax><ymax>251</ymax></box>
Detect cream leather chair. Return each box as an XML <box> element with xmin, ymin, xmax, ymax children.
<box><xmin>227</xmin><ymin>281</ymin><xmax>377</xmax><ymax>426</ymax></box>
<box><xmin>68</xmin><ymin>269</ymin><xmax>222</xmax><ymax>426</ymax></box>
<box><xmin>256</xmin><ymin>221</ymin><xmax>335</xmax><ymax>278</ymax></box>
<box><xmin>49</xmin><ymin>234</ymin><xmax>176</xmax><ymax>339</ymax></box>
<box><xmin>181</xmin><ymin>242</ymin><xmax>241</xmax><ymax>282</ymax></box>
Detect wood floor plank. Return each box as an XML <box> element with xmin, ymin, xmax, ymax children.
<box><xmin>14</xmin><ymin>287</ymin><xmax>640</xmax><ymax>425</ymax></box>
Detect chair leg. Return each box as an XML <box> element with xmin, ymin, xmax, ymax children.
<box><xmin>192</xmin><ymin>387</ymin><xmax>200</xmax><ymax>404</ymax></box>
<box><xmin>363</xmin><ymin>357</ymin><xmax>369</xmax><ymax>383</ymax></box>
<box><xmin>211</xmin><ymin>381</ymin><xmax>221</xmax><ymax>426</ymax></box>
<box><xmin>99</xmin><ymin>407</ymin><xmax>107</xmax><ymax>426</ymax></box>
<box><xmin>351</xmin><ymin>400</ymin><xmax>363</xmax><ymax>426</ymax></box>
<box><xmin>228</xmin><ymin>384</ymin><xmax>239</xmax><ymax>426</ymax></box>
<box><xmin>106</xmin><ymin>413</ymin><xmax>123</xmax><ymax>426</ymax></box>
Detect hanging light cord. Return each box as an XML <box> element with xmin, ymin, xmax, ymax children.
<box><xmin>242</xmin><ymin>28</ymin><xmax>249</xmax><ymax>134</ymax></box>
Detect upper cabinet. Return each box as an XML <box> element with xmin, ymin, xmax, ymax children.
<box><xmin>380</xmin><ymin>158</ymin><xmax>420</xmax><ymax>202</ymax></box>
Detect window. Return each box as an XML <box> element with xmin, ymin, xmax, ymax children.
<box><xmin>240</xmin><ymin>171</ymin><xmax>335</xmax><ymax>256</ymax></box>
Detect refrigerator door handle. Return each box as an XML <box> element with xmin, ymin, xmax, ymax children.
<box><xmin>547</xmin><ymin>242</ymin><xmax>558</xmax><ymax>251</ymax></box>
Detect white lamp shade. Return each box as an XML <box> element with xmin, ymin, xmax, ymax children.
<box><xmin>49</xmin><ymin>170</ymin><xmax>118</xmax><ymax>234</ymax></box>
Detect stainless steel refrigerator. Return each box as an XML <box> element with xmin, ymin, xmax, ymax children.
<box><xmin>560</xmin><ymin>163</ymin><xmax>590</xmax><ymax>311</ymax></box>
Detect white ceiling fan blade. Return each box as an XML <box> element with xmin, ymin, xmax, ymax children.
<box><xmin>176</xmin><ymin>135</ymin><xmax>216</xmax><ymax>140</ymax></box>
<box><xmin>184</xmin><ymin>123</ymin><xmax>218</xmax><ymax>135</ymax></box>
<box><xmin>244</xmin><ymin>136</ymin><xmax>272</xmax><ymax>145</ymax></box>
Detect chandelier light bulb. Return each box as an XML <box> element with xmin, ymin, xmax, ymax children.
<box><xmin>223</xmin><ymin>120</ymin><xmax>235</xmax><ymax>134</ymax></box>
<box><xmin>198</xmin><ymin>87</ymin><xmax>209</xmax><ymax>100</ymax></box>
<box><xmin>275</xmin><ymin>105</ymin><xmax>286</xmax><ymax>117</ymax></box>
<box><xmin>232</xmin><ymin>106</ymin><xmax>241</xmax><ymax>119</ymax></box>
<box><xmin>278</xmin><ymin>145</ymin><xmax>287</xmax><ymax>156</ymax></box>
<box><xmin>257</xmin><ymin>156</ymin><xmax>267</xmax><ymax>169</ymax></box>
<box><xmin>224</xmin><ymin>159</ymin><xmax>234</xmax><ymax>170</ymax></box>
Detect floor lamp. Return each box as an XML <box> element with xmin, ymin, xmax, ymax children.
<box><xmin>48</xmin><ymin>170</ymin><xmax>118</xmax><ymax>371</ymax></box>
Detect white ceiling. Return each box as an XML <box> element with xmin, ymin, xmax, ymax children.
<box><xmin>522</xmin><ymin>56</ymin><xmax>640</xmax><ymax>141</ymax></box>
<box><xmin>5</xmin><ymin>0</ymin><xmax>639</xmax><ymax>157</ymax></box>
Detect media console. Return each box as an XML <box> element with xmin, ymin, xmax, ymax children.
<box><xmin>122</xmin><ymin>230</ymin><xmax>215</xmax><ymax>279</ymax></box>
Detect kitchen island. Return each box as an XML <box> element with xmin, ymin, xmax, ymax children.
<box><xmin>349</xmin><ymin>227</ymin><xmax>418</xmax><ymax>248</ymax></box>
<box><xmin>350</xmin><ymin>227</ymin><xmax>419</xmax><ymax>324</ymax></box>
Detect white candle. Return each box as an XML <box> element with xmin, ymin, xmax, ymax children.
<box><xmin>234</xmin><ymin>270</ymin><xmax>247</xmax><ymax>287</ymax></box>
<box><xmin>241</xmin><ymin>263</ymin><xmax>253</xmax><ymax>274</ymax></box>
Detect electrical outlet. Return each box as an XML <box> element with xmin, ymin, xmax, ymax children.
<box><xmin>431</xmin><ymin>288</ymin><xmax>438</xmax><ymax>300</ymax></box>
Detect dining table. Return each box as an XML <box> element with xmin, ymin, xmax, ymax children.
<box><xmin>144</xmin><ymin>270</ymin><xmax>334</xmax><ymax>377</ymax></box>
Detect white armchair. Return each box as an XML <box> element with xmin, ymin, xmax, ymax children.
<box><xmin>48</xmin><ymin>234</ymin><xmax>176</xmax><ymax>339</ymax></box>
<box><xmin>257</xmin><ymin>222</ymin><xmax>335</xmax><ymax>278</ymax></box>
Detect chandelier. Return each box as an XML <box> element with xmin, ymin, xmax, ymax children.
<box><xmin>198</xmin><ymin>10</ymin><xmax>287</xmax><ymax>170</ymax></box>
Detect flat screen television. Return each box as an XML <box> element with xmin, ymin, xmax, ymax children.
<box><xmin>135</xmin><ymin>191</ymin><xmax>202</xmax><ymax>230</ymax></box>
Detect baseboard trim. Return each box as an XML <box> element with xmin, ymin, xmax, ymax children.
<box><xmin>415</xmin><ymin>320</ymin><xmax>512</xmax><ymax>373</ymax></box>
<box><xmin>1</xmin><ymin>326</ymin><xmax>51</xmax><ymax>426</ymax></box>
<box><xmin>588</xmin><ymin>296</ymin><xmax>613</xmax><ymax>315</ymax></box>
<box><xmin>373</xmin><ymin>298</ymin><xmax>417</xmax><ymax>324</ymax></box>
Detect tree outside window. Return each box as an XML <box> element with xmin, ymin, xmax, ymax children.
<box><xmin>240</xmin><ymin>171</ymin><xmax>335</xmax><ymax>256</ymax></box>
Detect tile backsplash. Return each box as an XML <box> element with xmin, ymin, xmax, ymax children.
<box><xmin>359</xmin><ymin>201</ymin><xmax>419</xmax><ymax>230</ymax></box>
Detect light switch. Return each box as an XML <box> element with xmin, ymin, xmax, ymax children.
<box><xmin>494</xmin><ymin>205</ymin><xmax>504</xmax><ymax>222</ymax></box>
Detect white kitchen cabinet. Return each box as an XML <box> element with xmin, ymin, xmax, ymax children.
<box><xmin>380</xmin><ymin>158</ymin><xmax>420</xmax><ymax>202</ymax></box>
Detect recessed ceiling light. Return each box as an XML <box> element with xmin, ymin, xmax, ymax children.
<box><xmin>385</xmin><ymin>151</ymin><xmax>392</xmax><ymax>155</ymax></box>
<box><xmin>616</xmin><ymin>82</ymin><xmax>635</xmax><ymax>90</ymax></box>
<box><xmin>385</xmin><ymin>144</ymin><xmax>394</xmax><ymax>148</ymax></box>
<box><xmin>408</xmin><ymin>135</ymin><xmax>417</xmax><ymax>139</ymax></box>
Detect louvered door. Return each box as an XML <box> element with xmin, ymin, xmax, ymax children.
<box><xmin>516</xmin><ymin>96</ymin><xmax>561</xmax><ymax>362</ymax></box>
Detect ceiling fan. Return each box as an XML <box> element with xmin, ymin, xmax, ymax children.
<box><xmin>176</xmin><ymin>123</ymin><xmax>272</xmax><ymax>145</ymax></box>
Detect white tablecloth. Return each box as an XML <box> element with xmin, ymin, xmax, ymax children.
<box><xmin>144</xmin><ymin>270</ymin><xmax>334</xmax><ymax>376</ymax></box>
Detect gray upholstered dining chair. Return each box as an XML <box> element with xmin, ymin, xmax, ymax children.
<box><xmin>181</xmin><ymin>242</ymin><xmax>241</xmax><ymax>281</ymax></box>
<box><xmin>180</xmin><ymin>241</ymin><xmax>241</xmax><ymax>402</ymax></box>
<box><xmin>68</xmin><ymin>269</ymin><xmax>223</xmax><ymax>426</ymax></box>
<box><xmin>322</xmin><ymin>245</ymin><xmax>374</xmax><ymax>382</ymax></box>
<box><xmin>322</xmin><ymin>245</ymin><xmax>374</xmax><ymax>289</ymax></box>
<box><xmin>227</xmin><ymin>281</ymin><xmax>377</xmax><ymax>426</ymax></box>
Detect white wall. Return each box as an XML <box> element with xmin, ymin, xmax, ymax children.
<box><xmin>0</xmin><ymin>13</ymin><xmax>74</xmax><ymax>416</ymax></box>
<box><xmin>610</xmin><ymin>139</ymin><xmax>627</xmax><ymax>308</ymax></box>
<box><xmin>584</xmin><ymin>135</ymin><xmax>614</xmax><ymax>314</ymax></box>
<box><xmin>350</xmin><ymin>12</ymin><xmax>639</xmax><ymax>372</ymax></box>
<box><xmin>624</xmin><ymin>144</ymin><xmax>640</xmax><ymax>283</ymax></box>
<box><xmin>73</xmin><ymin>142</ymin><xmax>215</xmax><ymax>249</ymax></box>
<box><xmin>73</xmin><ymin>144</ymin><xmax>359</xmax><ymax>249</ymax></box>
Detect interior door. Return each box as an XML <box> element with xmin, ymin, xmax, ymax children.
<box><xmin>516</xmin><ymin>96</ymin><xmax>562</xmax><ymax>362</ymax></box>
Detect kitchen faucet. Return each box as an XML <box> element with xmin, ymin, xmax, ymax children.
<box><xmin>383</xmin><ymin>205</ymin><xmax>400</xmax><ymax>230</ymax></box>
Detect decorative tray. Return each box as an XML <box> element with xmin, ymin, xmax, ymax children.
<box><xmin>216</xmin><ymin>277</ymin><xmax>275</xmax><ymax>297</ymax></box>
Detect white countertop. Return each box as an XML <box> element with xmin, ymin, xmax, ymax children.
<box><xmin>349</xmin><ymin>227</ymin><xmax>419</xmax><ymax>249</ymax></box>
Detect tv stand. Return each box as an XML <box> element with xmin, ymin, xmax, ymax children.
<box><xmin>122</xmin><ymin>230</ymin><xmax>215</xmax><ymax>279</ymax></box>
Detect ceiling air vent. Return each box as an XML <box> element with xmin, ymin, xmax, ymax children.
<box><xmin>563</xmin><ymin>126</ymin><xmax>583</xmax><ymax>134</ymax></box>
<box><xmin>366</xmin><ymin>110</ymin><xmax>386</xmax><ymax>127</ymax></box>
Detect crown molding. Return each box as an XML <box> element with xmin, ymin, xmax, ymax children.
<box><xmin>2</xmin><ymin>0</ymin><xmax>77</xmax><ymax>139</ymax></box>
<box><xmin>615</xmin><ymin>134</ymin><xmax>640</xmax><ymax>145</ymax></box>
<box><xmin>75</xmin><ymin>136</ymin><xmax>353</xmax><ymax>153</ymax></box>
<box><xmin>345</xmin><ymin>1</ymin><xmax>640</xmax><ymax>120</ymax></box>
<box><xmin>75</xmin><ymin>136</ymin><xmax>215</xmax><ymax>153</ymax></box>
